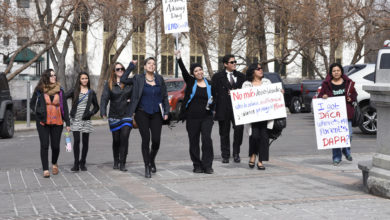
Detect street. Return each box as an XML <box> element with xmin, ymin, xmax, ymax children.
<box><xmin>0</xmin><ymin>113</ymin><xmax>388</xmax><ymax>220</ymax></box>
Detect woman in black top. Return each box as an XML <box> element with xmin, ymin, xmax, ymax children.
<box><xmin>100</xmin><ymin>62</ymin><xmax>135</xmax><ymax>171</ymax></box>
<box><xmin>175</xmin><ymin>50</ymin><xmax>214</xmax><ymax>174</ymax></box>
<box><xmin>123</xmin><ymin>57</ymin><xmax>169</xmax><ymax>178</ymax></box>
<box><xmin>65</xmin><ymin>72</ymin><xmax>99</xmax><ymax>172</ymax></box>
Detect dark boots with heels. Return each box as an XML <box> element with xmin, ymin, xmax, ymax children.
<box><xmin>150</xmin><ymin>149</ymin><xmax>158</xmax><ymax>173</ymax></box>
<box><xmin>145</xmin><ymin>164</ymin><xmax>151</xmax><ymax>178</ymax></box>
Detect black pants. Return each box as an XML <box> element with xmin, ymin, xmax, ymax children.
<box><xmin>186</xmin><ymin>117</ymin><xmax>214</xmax><ymax>169</ymax></box>
<box><xmin>218</xmin><ymin>118</ymin><xmax>243</xmax><ymax>159</ymax></box>
<box><xmin>135</xmin><ymin>110</ymin><xmax>162</xmax><ymax>166</ymax></box>
<box><xmin>112</xmin><ymin>126</ymin><xmax>131</xmax><ymax>164</ymax></box>
<box><xmin>36</xmin><ymin>122</ymin><xmax>63</xmax><ymax>171</ymax></box>
<box><xmin>249</xmin><ymin>121</ymin><xmax>269</xmax><ymax>161</ymax></box>
<box><xmin>72</xmin><ymin>131</ymin><xmax>89</xmax><ymax>165</ymax></box>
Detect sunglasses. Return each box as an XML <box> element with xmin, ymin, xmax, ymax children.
<box><xmin>115</xmin><ymin>68</ymin><xmax>125</xmax><ymax>72</ymax></box>
<box><xmin>50</xmin><ymin>74</ymin><xmax>56</xmax><ymax>77</ymax></box>
<box><xmin>227</xmin><ymin>61</ymin><xmax>237</xmax><ymax>64</ymax></box>
<box><xmin>256</xmin><ymin>67</ymin><xmax>263</xmax><ymax>71</ymax></box>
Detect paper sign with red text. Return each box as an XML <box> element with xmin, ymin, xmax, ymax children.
<box><xmin>313</xmin><ymin>96</ymin><xmax>351</xmax><ymax>150</ymax></box>
<box><xmin>230</xmin><ymin>83</ymin><xmax>286</xmax><ymax>126</ymax></box>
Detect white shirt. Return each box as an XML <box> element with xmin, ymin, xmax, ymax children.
<box><xmin>226</xmin><ymin>71</ymin><xmax>237</xmax><ymax>83</ymax></box>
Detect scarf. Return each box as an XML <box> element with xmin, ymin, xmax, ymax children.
<box><xmin>43</xmin><ymin>82</ymin><xmax>61</xmax><ymax>96</ymax></box>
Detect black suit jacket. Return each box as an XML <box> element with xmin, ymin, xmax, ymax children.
<box><xmin>211</xmin><ymin>69</ymin><xmax>245</xmax><ymax>121</ymax></box>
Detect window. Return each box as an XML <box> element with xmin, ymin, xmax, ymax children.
<box><xmin>380</xmin><ymin>54</ymin><xmax>390</xmax><ymax>69</ymax></box>
<box><xmin>74</xmin><ymin>10</ymin><xmax>88</xmax><ymax>32</ymax></box>
<box><xmin>190</xmin><ymin>56</ymin><xmax>202</xmax><ymax>66</ymax></box>
<box><xmin>161</xmin><ymin>55</ymin><xmax>174</xmax><ymax>75</ymax></box>
<box><xmin>3</xmin><ymin>36</ymin><xmax>10</xmax><ymax>46</ymax></box>
<box><xmin>363</xmin><ymin>72</ymin><xmax>375</xmax><ymax>82</ymax></box>
<box><xmin>218</xmin><ymin>56</ymin><xmax>224</xmax><ymax>71</ymax></box>
<box><xmin>17</xmin><ymin>37</ymin><xmax>29</xmax><ymax>46</ymax></box>
<box><xmin>17</xmin><ymin>0</ymin><xmax>30</xmax><ymax>8</ymax></box>
<box><xmin>132</xmin><ymin>54</ymin><xmax>145</xmax><ymax>74</ymax></box>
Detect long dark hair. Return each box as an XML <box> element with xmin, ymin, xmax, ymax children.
<box><xmin>72</xmin><ymin>72</ymin><xmax>90</xmax><ymax>105</ymax></box>
<box><xmin>35</xmin><ymin>69</ymin><xmax>54</xmax><ymax>92</ymax></box>
<box><xmin>246</xmin><ymin>63</ymin><xmax>263</xmax><ymax>81</ymax></box>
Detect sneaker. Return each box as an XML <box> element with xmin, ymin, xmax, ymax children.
<box><xmin>346</xmin><ymin>155</ymin><xmax>353</xmax><ymax>161</ymax></box>
<box><xmin>333</xmin><ymin>160</ymin><xmax>341</xmax><ymax>166</ymax></box>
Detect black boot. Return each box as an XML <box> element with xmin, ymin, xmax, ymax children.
<box><xmin>119</xmin><ymin>163</ymin><xmax>128</xmax><ymax>172</ymax></box>
<box><xmin>150</xmin><ymin>150</ymin><xmax>158</xmax><ymax>173</ymax></box>
<box><xmin>113</xmin><ymin>160</ymin><xmax>119</xmax><ymax>169</ymax></box>
<box><xmin>71</xmin><ymin>161</ymin><xmax>79</xmax><ymax>172</ymax></box>
<box><xmin>79</xmin><ymin>160</ymin><xmax>87</xmax><ymax>171</ymax></box>
<box><xmin>145</xmin><ymin>165</ymin><xmax>151</xmax><ymax>178</ymax></box>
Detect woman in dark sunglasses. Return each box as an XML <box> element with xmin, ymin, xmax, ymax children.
<box><xmin>100</xmin><ymin>61</ymin><xmax>137</xmax><ymax>171</ymax></box>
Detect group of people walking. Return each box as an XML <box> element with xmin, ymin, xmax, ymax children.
<box><xmin>30</xmin><ymin>52</ymin><xmax>356</xmax><ymax>179</ymax></box>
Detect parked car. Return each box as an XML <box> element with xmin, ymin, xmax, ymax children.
<box><xmin>284</xmin><ymin>83</ymin><xmax>302</xmax><ymax>113</ymax></box>
<box><xmin>165</xmin><ymin>78</ymin><xmax>186</xmax><ymax>119</ymax></box>
<box><xmin>0</xmin><ymin>72</ymin><xmax>14</xmax><ymax>138</ymax></box>
<box><xmin>346</xmin><ymin>63</ymin><xmax>376</xmax><ymax>134</ymax></box>
<box><xmin>300</xmin><ymin>80</ymin><xmax>322</xmax><ymax>112</ymax></box>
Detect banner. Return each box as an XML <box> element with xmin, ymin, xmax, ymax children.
<box><xmin>162</xmin><ymin>0</ymin><xmax>189</xmax><ymax>34</ymax></box>
<box><xmin>230</xmin><ymin>83</ymin><xmax>286</xmax><ymax>125</ymax></box>
<box><xmin>312</xmin><ymin>96</ymin><xmax>351</xmax><ymax>150</ymax></box>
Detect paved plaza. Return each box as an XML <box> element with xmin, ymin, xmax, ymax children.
<box><xmin>1</xmin><ymin>153</ymin><xmax>389</xmax><ymax>219</ymax></box>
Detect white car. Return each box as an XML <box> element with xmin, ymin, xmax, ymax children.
<box><xmin>346</xmin><ymin>64</ymin><xmax>376</xmax><ymax>134</ymax></box>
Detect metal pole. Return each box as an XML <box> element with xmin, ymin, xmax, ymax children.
<box><xmin>26</xmin><ymin>79</ymin><xmax>31</xmax><ymax>127</ymax></box>
<box><xmin>174</xmin><ymin>33</ymin><xmax>179</xmax><ymax>78</ymax></box>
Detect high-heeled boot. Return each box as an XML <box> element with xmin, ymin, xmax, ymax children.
<box><xmin>113</xmin><ymin>160</ymin><xmax>119</xmax><ymax>169</ymax></box>
<box><xmin>119</xmin><ymin>155</ymin><xmax>127</xmax><ymax>172</ymax></box>
<box><xmin>145</xmin><ymin>164</ymin><xmax>151</xmax><ymax>178</ymax></box>
<box><xmin>71</xmin><ymin>161</ymin><xmax>79</xmax><ymax>172</ymax></box>
<box><xmin>150</xmin><ymin>150</ymin><xmax>158</xmax><ymax>173</ymax></box>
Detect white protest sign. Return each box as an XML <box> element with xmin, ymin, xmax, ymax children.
<box><xmin>162</xmin><ymin>0</ymin><xmax>189</xmax><ymax>34</ymax></box>
<box><xmin>312</xmin><ymin>96</ymin><xmax>351</xmax><ymax>150</ymax></box>
<box><xmin>230</xmin><ymin>83</ymin><xmax>286</xmax><ymax>126</ymax></box>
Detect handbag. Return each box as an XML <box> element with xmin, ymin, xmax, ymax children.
<box><xmin>352</xmin><ymin>102</ymin><xmax>363</xmax><ymax>127</ymax></box>
<box><xmin>268</xmin><ymin>117</ymin><xmax>287</xmax><ymax>140</ymax></box>
<box><xmin>347</xmin><ymin>82</ymin><xmax>363</xmax><ymax>127</ymax></box>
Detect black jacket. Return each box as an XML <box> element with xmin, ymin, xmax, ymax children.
<box><xmin>65</xmin><ymin>88</ymin><xmax>99</xmax><ymax>120</ymax></box>
<box><xmin>126</xmin><ymin>73</ymin><xmax>170</xmax><ymax>117</ymax></box>
<box><xmin>30</xmin><ymin>88</ymin><xmax>70</xmax><ymax>126</ymax></box>
<box><xmin>211</xmin><ymin>69</ymin><xmax>245</xmax><ymax>121</ymax></box>
<box><xmin>177</xmin><ymin>58</ymin><xmax>213</xmax><ymax>120</ymax></box>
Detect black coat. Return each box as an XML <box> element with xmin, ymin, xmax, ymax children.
<box><xmin>30</xmin><ymin>88</ymin><xmax>70</xmax><ymax>126</ymax></box>
<box><xmin>65</xmin><ymin>88</ymin><xmax>99</xmax><ymax>120</ymax></box>
<box><xmin>177</xmin><ymin>58</ymin><xmax>213</xmax><ymax>120</ymax></box>
<box><xmin>211</xmin><ymin>69</ymin><xmax>245</xmax><ymax>121</ymax></box>
<box><xmin>100</xmin><ymin>82</ymin><xmax>133</xmax><ymax>119</ymax></box>
<box><xmin>127</xmin><ymin>73</ymin><xmax>170</xmax><ymax>117</ymax></box>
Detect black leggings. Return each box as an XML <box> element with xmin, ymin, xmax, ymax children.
<box><xmin>112</xmin><ymin>126</ymin><xmax>131</xmax><ymax>164</ymax></box>
<box><xmin>249</xmin><ymin>121</ymin><xmax>269</xmax><ymax>162</ymax></box>
<box><xmin>36</xmin><ymin>122</ymin><xmax>63</xmax><ymax>171</ymax></box>
<box><xmin>135</xmin><ymin>110</ymin><xmax>162</xmax><ymax>166</ymax></box>
<box><xmin>72</xmin><ymin>131</ymin><xmax>90</xmax><ymax>165</ymax></box>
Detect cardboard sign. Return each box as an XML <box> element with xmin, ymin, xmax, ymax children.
<box><xmin>230</xmin><ymin>83</ymin><xmax>286</xmax><ymax>125</ymax></box>
<box><xmin>313</xmin><ymin>96</ymin><xmax>351</xmax><ymax>150</ymax></box>
<box><xmin>162</xmin><ymin>0</ymin><xmax>189</xmax><ymax>34</ymax></box>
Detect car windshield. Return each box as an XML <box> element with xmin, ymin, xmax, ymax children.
<box><xmin>165</xmin><ymin>81</ymin><xmax>184</xmax><ymax>92</ymax></box>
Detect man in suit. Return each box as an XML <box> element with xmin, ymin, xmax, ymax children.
<box><xmin>212</xmin><ymin>55</ymin><xmax>245</xmax><ymax>163</ymax></box>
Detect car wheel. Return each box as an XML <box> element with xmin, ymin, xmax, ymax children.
<box><xmin>175</xmin><ymin>101</ymin><xmax>182</xmax><ymax>119</ymax></box>
<box><xmin>359</xmin><ymin>105</ymin><xmax>377</xmax><ymax>135</ymax></box>
<box><xmin>290</xmin><ymin>96</ymin><xmax>302</xmax><ymax>113</ymax></box>
<box><xmin>0</xmin><ymin>109</ymin><xmax>14</xmax><ymax>138</ymax></box>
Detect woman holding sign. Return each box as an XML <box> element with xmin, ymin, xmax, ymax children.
<box><xmin>318</xmin><ymin>63</ymin><xmax>357</xmax><ymax>166</ymax></box>
<box><xmin>65</xmin><ymin>72</ymin><xmax>99</xmax><ymax>172</ymax></box>
<box><xmin>175</xmin><ymin>50</ymin><xmax>214</xmax><ymax>174</ymax></box>
<box><xmin>125</xmin><ymin>57</ymin><xmax>170</xmax><ymax>178</ymax></box>
<box><xmin>243</xmin><ymin>63</ymin><xmax>274</xmax><ymax>170</ymax></box>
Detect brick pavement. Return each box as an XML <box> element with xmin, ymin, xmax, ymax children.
<box><xmin>0</xmin><ymin>153</ymin><xmax>389</xmax><ymax>220</ymax></box>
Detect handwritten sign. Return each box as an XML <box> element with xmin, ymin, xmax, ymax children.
<box><xmin>230</xmin><ymin>83</ymin><xmax>286</xmax><ymax>125</ymax></box>
<box><xmin>162</xmin><ymin>0</ymin><xmax>189</xmax><ymax>34</ymax></box>
<box><xmin>313</xmin><ymin>96</ymin><xmax>350</xmax><ymax>150</ymax></box>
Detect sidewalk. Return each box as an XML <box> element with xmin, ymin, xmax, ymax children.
<box><xmin>0</xmin><ymin>153</ymin><xmax>388</xmax><ymax>219</ymax></box>
<box><xmin>15</xmin><ymin>119</ymin><xmax>108</xmax><ymax>132</ymax></box>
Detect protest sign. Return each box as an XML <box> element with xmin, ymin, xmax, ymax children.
<box><xmin>162</xmin><ymin>0</ymin><xmax>189</xmax><ymax>34</ymax></box>
<box><xmin>230</xmin><ymin>83</ymin><xmax>286</xmax><ymax>126</ymax></box>
<box><xmin>312</xmin><ymin>96</ymin><xmax>351</xmax><ymax>150</ymax></box>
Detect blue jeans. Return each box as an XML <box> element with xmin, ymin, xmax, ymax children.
<box><xmin>332</xmin><ymin>121</ymin><xmax>352</xmax><ymax>162</ymax></box>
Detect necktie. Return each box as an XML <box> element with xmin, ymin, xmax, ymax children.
<box><xmin>229</xmin><ymin>73</ymin><xmax>234</xmax><ymax>86</ymax></box>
